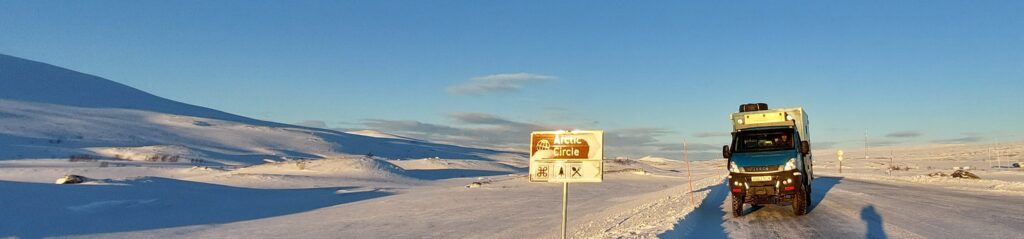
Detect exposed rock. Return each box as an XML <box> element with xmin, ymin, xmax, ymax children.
<box><xmin>950</xmin><ymin>170</ymin><xmax>980</xmax><ymax>179</ymax></box>
<box><xmin>55</xmin><ymin>174</ymin><xmax>87</xmax><ymax>184</ymax></box>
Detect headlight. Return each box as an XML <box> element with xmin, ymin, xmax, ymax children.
<box><xmin>784</xmin><ymin>158</ymin><xmax>797</xmax><ymax>171</ymax></box>
<box><xmin>730</xmin><ymin>161</ymin><xmax>742</xmax><ymax>173</ymax></box>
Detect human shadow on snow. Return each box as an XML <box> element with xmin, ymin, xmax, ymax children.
<box><xmin>860</xmin><ymin>205</ymin><xmax>888</xmax><ymax>239</ymax></box>
<box><xmin>0</xmin><ymin>177</ymin><xmax>391</xmax><ymax>238</ymax></box>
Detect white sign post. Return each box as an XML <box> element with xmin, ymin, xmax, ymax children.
<box><xmin>837</xmin><ymin>150</ymin><xmax>844</xmax><ymax>174</ymax></box>
<box><xmin>529</xmin><ymin>130</ymin><xmax>603</xmax><ymax>239</ymax></box>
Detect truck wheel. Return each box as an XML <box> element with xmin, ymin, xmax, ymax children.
<box><xmin>805</xmin><ymin>180</ymin><xmax>813</xmax><ymax>206</ymax></box>
<box><xmin>792</xmin><ymin>189</ymin><xmax>808</xmax><ymax>216</ymax></box>
<box><xmin>732</xmin><ymin>194</ymin><xmax>744</xmax><ymax>217</ymax></box>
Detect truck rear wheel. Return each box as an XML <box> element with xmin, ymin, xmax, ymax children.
<box><xmin>732</xmin><ymin>194</ymin><xmax>744</xmax><ymax>217</ymax></box>
<box><xmin>792</xmin><ymin>189</ymin><xmax>808</xmax><ymax>216</ymax></box>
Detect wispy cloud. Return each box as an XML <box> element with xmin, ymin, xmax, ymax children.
<box><xmin>885</xmin><ymin>131</ymin><xmax>922</xmax><ymax>138</ymax></box>
<box><xmin>295</xmin><ymin>120</ymin><xmax>328</xmax><ymax>129</ymax></box>
<box><xmin>867</xmin><ymin>140</ymin><xmax>900</xmax><ymax>147</ymax></box>
<box><xmin>693</xmin><ymin>132</ymin><xmax>730</xmax><ymax>138</ymax></box>
<box><xmin>449</xmin><ymin>112</ymin><xmax>528</xmax><ymax>126</ymax></box>
<box><xmin>447</xmin><ymin>73</ymin><xmax>555</xmax><ymax>95</ymax></box>
<box><xmin>360</xmin><ymin>114</ymin><xmax>544</xmax><ymax>151</ymax></box>
<box><xmin>931</xmin><ymin>136</ymin><xmax>985</xmax><ymax>144</ymax></box>
<box><xmin>356</xmin><ymin>113</ymin><xmax>721</xmax><ymax>160</ymax></box>
<box><xmin>362</xmin><ymin>119</ymin><xmax>466</xmax><ymax>137</ymax></box>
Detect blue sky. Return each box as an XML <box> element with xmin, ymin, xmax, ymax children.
<box><xmin>2</xmin><ymin>1</ymin><xmax>1022</xmax><ymax>159</ymax></box>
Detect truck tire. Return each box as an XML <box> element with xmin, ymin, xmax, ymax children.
<box><xmin>732</xmin><ymin>194</ymin><xmax>744</xmax><ymax>217</ymax></box>
<box><xmin>792</xmin><ymin>189</ymin><xmax>808</xmax><ymax>216</ymax></box>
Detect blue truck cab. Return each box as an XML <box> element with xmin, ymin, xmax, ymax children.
<box><xmin>723</xmin><ymin>103</ymin><xmax>813</xmax><ymax>216</ymax></box>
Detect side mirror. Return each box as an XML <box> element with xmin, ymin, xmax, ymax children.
<box><xmin>722</xmin><ymin>145</ymin><xmax>731</xmax><ymax>159</ymax></box>
<box><xmin>800</xmin><ymin>141</ymin><xmax>810</xmax><ymax>155</ymax></box>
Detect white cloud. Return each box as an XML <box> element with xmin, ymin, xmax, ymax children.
<box><xmin>447</xmin><ymin>73</ymin><xmax>555</xmax><ymax>95</ymax></box>
<box><xmin>886</xmin><ymin>131</ymin><xmax>922</xmax><ymax>138</ymax></box>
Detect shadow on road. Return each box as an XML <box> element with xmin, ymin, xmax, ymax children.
<box><xmin>810</xmin><ymin>176</ymin><xmax>843</xmax><ymax>212</ymax></box>
<box><xmin>861</xmin><ymin>205</ymin><xmax>888</xmax><ymax>239</ymax></box>
<box><xmin>658</xmin><ymin>180</ymin><xmax>729</xmax><ymax>239</ymax></box>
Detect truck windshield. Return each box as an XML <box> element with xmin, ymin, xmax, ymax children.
<box><xmin>734</xmin><ymin>129</ymin><xmax>795</xmax><ymax>153</ymax></box>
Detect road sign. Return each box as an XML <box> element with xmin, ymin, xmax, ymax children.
<box><xmin>529</xmin><ymin>130</ymin><xmax>603</xmax><ymax>183</ymax></box>
<box><xmin>837</xmin><ymin>149</ymin><xmax>844</xmax><ymax>174</ymax></box>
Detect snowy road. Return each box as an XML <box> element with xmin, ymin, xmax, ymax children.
<box><xmin>665</xmin><ymin>175</ymin><xmax>1024</xmax><ymax>239</ymax></box>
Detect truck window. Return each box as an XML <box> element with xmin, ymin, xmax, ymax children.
<box><xmin>734</xmin><ymin>129</ymin><xmax>795</xmax><ymax>153</ymax></box>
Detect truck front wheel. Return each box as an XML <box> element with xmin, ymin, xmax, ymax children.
<box><xmin>732</xmin><ymin>193</ymin><xmax>745</xmax><ymax>217</ymax></box>
<box><xmin>792</xmin><ymin>189</ymin><xmax>808</xmax><ymax>216</ymax></box>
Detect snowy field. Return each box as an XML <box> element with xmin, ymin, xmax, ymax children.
<box><xmin>2</xmin><ymin>142</ymin><xmax>1022</xmax><ymax>238</ymax></box>
<box><xmin>1</xmin><ymin>54</ymin><xmax>1022</xmax><ymax>238</ymax></box>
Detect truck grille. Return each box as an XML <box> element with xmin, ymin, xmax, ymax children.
<box><xmin>744</xmin><ymin>166</ymin><xmax>780</xmax><ymax>172</ymax></box>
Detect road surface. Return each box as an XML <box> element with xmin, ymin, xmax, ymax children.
<box><xmin>662</xmin><ymin>176</ymin><xmax>1024</xmax><ymax>239</ymax></box>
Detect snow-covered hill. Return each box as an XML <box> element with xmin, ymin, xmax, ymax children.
<box><xmin>0</xmin><ymin>54</ymin><xmax>276</xmax><ymax>126</ymax></box>
<box><xmin>0</xmin><ymin>54</ymin><xmax>525</xmax><ymax>165</ymax></box>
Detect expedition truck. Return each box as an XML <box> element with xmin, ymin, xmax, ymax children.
<box><xmin>722</xmin><ymin>103</ymin><xmax>813</xmax><ymax>216</ymax></box>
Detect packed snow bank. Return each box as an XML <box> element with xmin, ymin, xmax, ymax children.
<box><xmin>573</xmin><ymin>175</ymin><xmax>727</xmax><ymax>238</ymax></box>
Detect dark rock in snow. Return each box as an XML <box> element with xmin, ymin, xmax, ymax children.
<box><xmin>55</xmin><ymin>174</ymin><xmax>87</xmax><ymax>184</ymax></box>
<box><xmin>950</xmin><ymin>170</ymin><xmax>980</xmax><ymax>179</ymax></box>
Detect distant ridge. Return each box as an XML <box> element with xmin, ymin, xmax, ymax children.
<box><xmin>0</xmin><ymin>53</ymin><xmax>280</xmax><ymax>126</ymax></box>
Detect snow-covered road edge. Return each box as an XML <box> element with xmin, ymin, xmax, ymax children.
<box><xmin>819</xmin><ymin>172</ymin><xmax>1024</xmax><ymax>195</ymax></box>
<box><xmin>572</xmin><ymin>175</ymin><xmax>727</xmax><ymax>239</ymax></box>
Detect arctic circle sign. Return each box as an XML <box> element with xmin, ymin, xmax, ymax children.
<box><xmin>529</xmin><ymin>130</ymin><xmax>603</xmax><ymax>183</ymax></box>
